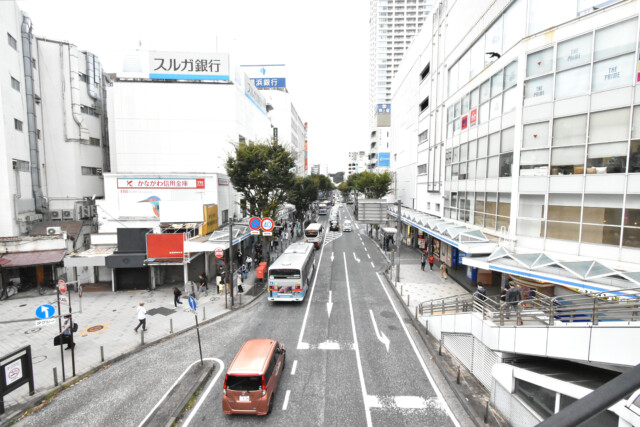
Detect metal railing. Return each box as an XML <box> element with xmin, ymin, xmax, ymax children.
<box><xmin>419</xmin><ymin>287</ymin><xmax>640</xmax><ymax>327</ymax></box>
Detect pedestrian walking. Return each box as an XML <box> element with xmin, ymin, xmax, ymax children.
<box><xmin>61</xmin><ymin>315</ymin><xmax>75</xmax><ymax>350</ymax></box>
<box><xmin>420</xmin><ymin>252</ymin><xmax>426</xmax><ymax>271</ymax></box>
<box><xmin>428</xmin><ymin>254</ymin><xmax>434</xmax><ymax>271</ymax></box>
<box><xmin>241</xmin><ymin>263</ymin><xmax>247</xmax><ymax>280</ymax></box>
<box><xmin>246</xmin><ymin>255</ymin><xmax>253</xmax><ymax>272</ymax></box>
<box><xmin>134</xmin><ymin>302</ymin><xmax>147</xmax><ymax>332</ymax></box>
<box><xmin>505</xmin><ymin>282</ymin><xmax>522</xmax><ymax>319</ymax></box>
<box><xmin>440</xmin><ymin>262</ymin><xmax>448</xmax><ymax>280</ymax></box>
<box><xmin>237</xmin><ymin>269</ymin><xmax>244</xmax><ymax>293</ymax></box>
<box><xmin>500</xmin><ymin>284</ymin><xmax>508</xmax><ymax>303</ymax></box>
<box><xmin>474</xmin><ymin>283</ymin><xmax>487</xmax><ymax>301</ymax></box>
<box><xmin>198</xmin><ymin>272</ymin><xmax>208</xmax><ymax>291</ymax></box>
<box><xmin>173</xmin><ymin>287</ymin><xmax>183</xmax><ymax>307</ymax></box>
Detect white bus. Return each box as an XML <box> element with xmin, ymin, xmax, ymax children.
<box><xmin>268</xmin><ymin>242</ymin><xmax>316</xmax><ymax>302</ymax></box>
<box><xmin>318</xmin><ymin>203</ymin><xmax>328</xmax><ymax>215</ymax></box>
<box><xmin>304</xmin><ymin>223</ymin><xmax>324</xmax><ymax>249</ymax></box>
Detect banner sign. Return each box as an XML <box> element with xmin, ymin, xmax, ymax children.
<box><xmin>146</xmin><ymin>234</ymin><xmax>185</xmax><ymax>259</ymax></box>
<box><xmin>149</xmin><ymin>51</ymin><xmax>229</xmax><ymax>81</ymax></box>
<box><xmin>251</xmin><ymin>78</ymin><xmax>286</xmax><ymax>88</ymax></box>
<box><xmin>117</xmin><ymin>178</ymin><xmax>205</xmax><ymax>189</ymax></box>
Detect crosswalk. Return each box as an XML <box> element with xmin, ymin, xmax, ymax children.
<box><xmin>324</xmin><ymin>230</ymin><xmax>342</xmax><ymax>246</ymax></box>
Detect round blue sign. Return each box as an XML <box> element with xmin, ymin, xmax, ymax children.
<box><xmin>36</xmin><ymin>304</ymin><xmax>55</xmax><ymax>319</ymax></box>
<box><xmin>188</xmin><ymin>296</ymin><xmax>197</xmax><ymax>310</ymax></box>
<box><xmin>249</xmin><ymin>216</ymin><xmax>262</xmax><ymax>230</ymax></box>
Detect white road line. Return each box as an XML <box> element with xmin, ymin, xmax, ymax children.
<box><xmin>344</xmin><ymin>253</ymin><xmax>372</xmax><ymax>427</ymax></box>
<box><xmin>371</xmin><ymin>261</ymin><xmax>375</xmax><ymax>268</ymax></box>
<box><xmin>291</xmin><ymin>360</ymin><xmax>298</xmax><ymax>375</ymax></box>
<box><xmin>283</xmin><ymin>389</ymin><xmax>291</xmax><ymax>410</ymax></box>
<box><xmin>375</xmin><ymin>273</ymin><xmax>460</xmax><ymax>426</ymax></box>
<box><xmin>364</xmin><ymin>247</ymin><xmax>367</xmax><ymax>252</ymax></box>
<box><xmin>167</xmin><ymin>358</ymin><xmax>225</xmax><ymax>427</ymax></box>
<box><xmin>367</xmin><ymin>253</ymin><xmax>371</xmax><ymax>259</ymax></box>
<box><xmin>297</xmin><ymin>227</ymin><xmax>329</xmax><ymax>349</ymax></box>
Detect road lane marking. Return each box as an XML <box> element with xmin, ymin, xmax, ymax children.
<box><xmin>364</xmin><ymin>247</ymin><xmax>367</xmax><ymax>252</ymax></box>
<box><xmin>318</xmin><ymin>340</ymin><xmax>342</xmax><ymax>350</ymax></box>
<box><xmin>291</xmin><ymin>360</ymin><xmax>298</xmax><ymax>375</ymax></box>
<box><xmin>344</xmin><ymin>253</ymin><xmax>373</xmax><ymax>427</ymax></box>
<box><xmin>371</xmin><ymin>261</ymin><xmax>375</xmax><ymax>268</ymax></box>
<box><xmin>353</xmin><ymin>252</ymin><xmax>360</xmax><ymax>263</ymax></box>
<box><xmin>297</xmin><ymin>228</ymin><xmax>329</xmax><ymax>350</ymax></box>
<box><xmin>283</xmin><ymin>390</ymin><xmax>291</xmax><ymax>410</ymax></box>
<box><xmin>162</xmin><ymin>358</ymin><xmax>225</xmax><ymax>427</ymax></box>
<box><xmin>327</xmin><ymin>290</ymin><xmax>333</xmax><ymax>318</ymax></box>
<box><xmin>369</xmin><ymin>310</ymin><xmax>390</xmax><ymax>352</ymax></box>
<box><xmin>375</xmin><ymin>273</ymin><xmax>460</xmax><ymax>426</ymax></box>
<box><xmin>367</xmin><ymin>253</ymin><xmax>371</xmax><ymax>259</ymax></box>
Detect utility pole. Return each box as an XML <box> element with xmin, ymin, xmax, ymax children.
<box><xmin>228</xmin><ymin>219</ymin><xmax>234</xmax><ymax>307</ymax></box>
<box><xmin>396</xmin><ymin>199</ymin><xmax>401</xmax><ymax>285</ymax></box>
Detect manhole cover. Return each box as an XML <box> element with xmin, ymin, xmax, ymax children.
<box><xmin>147</xmin><ymin>307</ymin><xmax>174</xmax><ymax>316</ymax></box>
<box><xmin>80</xmin><ymin>324</ymin><xmax>110</xmax><ymax>336</ymax></box>
<box><xmin>32</xmin><ymin>356</ymin><xmax>47</xmax><ymax>364</ymax></box>
<box><xmin>380</xmin><ymin>311</ymin><xmax>394</xmax><ymax>318</ymax></box>
<box><xmin>88</xmin><ymin>325</ymin><xmax>104</xmax><ymax>333</ymax></box>
<box><xmin>25</xmin><ymin>328</ymin><xmax>41</xmax><ymax>334</ymax></box>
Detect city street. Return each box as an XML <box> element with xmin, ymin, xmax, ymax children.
<box><xmin>15</xmin><ymin>206</ymin><xmax>470</xmax><ymax>427</ymax></box>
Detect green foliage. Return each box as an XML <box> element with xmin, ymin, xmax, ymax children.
<box><xmin>225</xmin><ymin>140</ymin><xmax>296</xmax><ymax>218</ymax></box>
<box><xmin>337</xmin><ymin>181</ymin><xmax>352</xmax><ymax>198</ymax></box>
<box><xmin>309</xmin><ymin>174</ymin><xmax>335</xmax><ymax>193</ymax></box>
<box><xmin>345</xmin><ymin>171</ymin><xmax>392</xmax><ymax>199</ymax></box>
<box><xmin>288</xmin><ymin>176</ymin><xmax>319</xmax><ymax>222</ymax></box>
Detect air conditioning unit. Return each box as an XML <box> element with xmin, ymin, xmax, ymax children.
<box><xmin>82</xmin><ymin>206</ymin><xmax>91</xmax><ymax>218</ymax></box>
<box><xmin>46</xmin><ymin>226</ymin><xmax>62</xmax><ymax>236</ymax></box>
<box><xmin>50</xmin><ymin>210</ymin><xmax>62</xmax><ymax>219</ymax></box>
<box><xmin>62</xmin><ymin>209</ymin><xmax>74</xmax><ymax>220</ymax></box>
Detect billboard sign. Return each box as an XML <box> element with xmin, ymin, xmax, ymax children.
<box><xmin>251</xmin><ymin>78</ymin><xmax>286</xmax><ymax>88</ymax></box>
<box><xmin>240</xmin><ymin>64</ymin><xmax>287</xmax><ymax>89</ymax></box>
<box><xmin>117</xmin><ymin>178</ymin><xmax>205</xmax><ymax>189</ymax></box>
<box><xmin>149</xmin><ymin>51</ymin><xmax>230</xmax><ymax>81</ymax></box>
<box><xmin>146</xmin><ymin>233</ymin><xmax>185</xmax><ymax>259</ymax></box>
<box><xmin>378</xmin><ymin>152</ymin><xmax>391</xmax><ymax>167</ymax></box>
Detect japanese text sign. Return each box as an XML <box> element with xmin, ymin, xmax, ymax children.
<box><xmin>149</xmin><ymin>51</ymin><xmax>229</xmax><ymax>81</ymax></box>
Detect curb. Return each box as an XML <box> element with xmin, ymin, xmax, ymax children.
<box><xmin>1</xmin><ymin>287</ymin><xmax>266</xmax><ymax>426</ymax></box>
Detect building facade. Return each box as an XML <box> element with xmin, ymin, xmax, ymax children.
<box><xmin>347</xmin><ymin>151</ymin><xmax>367</xmax><ymax>177</ymax></box>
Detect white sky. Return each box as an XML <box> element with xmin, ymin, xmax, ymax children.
<box><xmin>16</xmin><ymin>0</ymin><xmax>371</xmax><ymax>174</ymax></box>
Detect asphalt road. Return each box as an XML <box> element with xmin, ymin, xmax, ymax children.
<box><xmin>17</xmin><ymin>204</ymin><xmax>465</xmax><ymax>427</ymax></box>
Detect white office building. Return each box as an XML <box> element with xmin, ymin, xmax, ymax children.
<box><xmin>347</xmin><ymin>151</ymin><xmax>368</xmax><ymax>177</ymax></box>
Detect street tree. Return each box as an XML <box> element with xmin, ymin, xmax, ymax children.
<box><xmin>347</xmin><ymin>171</ymin><xmax>392</xmax><ymax>199</ymax></box>
<box><xmin>287</xmin><ymin>176</ymin><xmax>319</xmax><ymax>231</ymax></box>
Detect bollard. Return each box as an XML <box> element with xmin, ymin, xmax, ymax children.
<box><xmin>203</xmin><ymin>306</ymin><xmax>206</xmax><ymax>321</ymax></box>
<box><xmin>407</xmin><ymin>295</ymin><xmax>410</xmax><ymax>306</ymax></box>
<box><xmin>425</xmin><ymin>319</ymin><xmax>429</xmax><ymax>334</ymax></box>
<box><xmin>170</xmin><ymin>318</ymin><xmax>173</xmax><ymax>334</ymax></box>
<box><xmin>100</xmin><ymin>346</ymin><xmax>104</xmax><ymax>363</ymax></box>
<box><xmin>53</xmin><ymin>367</ymin><xmax>58</xmax><ymax>387</ymax></box>
<box><xmin>484</xmin><ymin>400</ymin><xmax>490</xmax><ymax>423</ymax></box>
<box><xmin>141</xmin><ymin>330</ymin><xmax>145</xmax><ymax>345</ymax></box>
<box><xmin>415</xmin><ymin>306</ymin><xmax>418</xmax><ymax>320</ymax></box>
<box><xmin>456</xmin><ymin>366</ymin><xmax>461</xmax><ymax>384</ymax></box>
<box><xmin>438</xmin><ymin>341</ymin><xmax>442</xmax><ymax>356</ymax></box>
<box><xmin>401</xmin><ymin>285</ymin><xmax>403</xmax><ymax>296</ymax></box>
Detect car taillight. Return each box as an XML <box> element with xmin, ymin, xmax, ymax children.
<box><xmin>262</xmin><ymin>376</ymin><xmax>266</xmax><ymax>395</ymax></box>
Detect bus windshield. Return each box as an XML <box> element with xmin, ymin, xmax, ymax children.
<box><xmin>269</xmin><ymin>269</ymin><xmax>301</xmax><ymax>279</ymax></box>
<box><xmin>305</xmin><ymin>230</ymin><xmax>318</xmax><ymax>237</ymax></box>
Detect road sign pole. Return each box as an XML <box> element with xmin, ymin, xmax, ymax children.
<box><xmin>68</xmin><ymin>289</ymin><xmax>75</xmax><ymax>377</ymax></box>
<box><xmin>194</xmin><ymin>314</ymin><xmax>203</xmax><ymax>366</ymax></box>
<box><xmin>229</xmin><ymin>220</ymin><xmax>234</xmax><ymax>307</ymax></box>
<box><xmin>56</xmin><ymin>287</ymin><xmax>66</xmax><ymax>382</ymax></box>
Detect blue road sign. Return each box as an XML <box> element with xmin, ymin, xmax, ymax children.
<box><xmin>249</xmin><ymin>216</ymin><xmax>261</xmax><ymax>230</ymax></box>
<box><xmin>35</xmin><ymin>304</ymin><xmax>55</xmax><ymax>320</ymax></box>
<box><xmin>188</xmin><ymin>296</ymin><xmax>197</xmax><ymax>310</ymax></box>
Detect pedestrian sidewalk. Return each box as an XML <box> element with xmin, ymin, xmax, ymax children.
<box><xmin>0</xmin><ymin>268</ymin><xmax>263</xmax><ymax>417</ymax></box>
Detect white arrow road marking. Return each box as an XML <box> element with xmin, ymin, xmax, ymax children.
<box><xmin>327</xmin><ymin>290</ymin><xmax>333</xmax><ymax>318</ymax></box>
<box><xmin>331</xmin><ymin>252</ymin><xmax>334</xmax><ymax>262</ymax></box>
<box><xmin>369</xmin><ymin>310</ymin><xmax>390</xmax><ymax>352</ymax></box>
<box><xmin>291</xmin><ymin>360</ymin><xmax>298</xmax><ymax>375</ymax></box>
<box><xmin>283</xmin><ymin>390</ymin><xmax>291</xmax><ymax>410</ymax></box>
<box><xmin>353</xmin><ymin>253</ymin><xmax>360</xmax><ymax>263</ymax></box>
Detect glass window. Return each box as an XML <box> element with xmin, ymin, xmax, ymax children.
<box><xmin>553</xmin><ymin>115</ymin><xmax>587</xmax><ymax>146</ymax></box>
<box><xmin>460</xmin><ymin>143</ymin><xmax>468</xmax><ymax>161</ymax></box>
<box><xmin>491</xmin><ymin>71</ymin><xmax>504</xmax><ymax>96</ymax></box>
<box><xmin>524</xmin><ymin>75</ymin><xmax>553</xmax><ymax>105</ymax></box>
<box><xmin>455</xmin><ymin>101</ymin><xmax>461</xmax><ymax>117</ymax></box>
<box><xmin>478</xmin><ymin>136</ymin><xmax>488</xmax><ymax>157</ymax></box>
<box><xmin>548</xmin><ymin>193</ymin><xmax>582</xmax><ymax>222</ymax></box>
<box><xmin>480</xmin><ymin>80</ymin><xmax>491</xmax><ymax>103</ymax></box>
<box><xmin>487</xmin><ymin>156</ymin><xmax>500</xmax><ymax>177</ymax></box>
<box><xmin>518</xmin><ymin>218</ymin><xmax>546</xmax><ymax>237</ymax></box>
<box><xmin>587</xmin><ymin>142</ymin><xmax>628</xmax><ymax>174</ymax></box>
<box><xmin>479</xmin><ymin>102</ymin><xmax>490</xmax><ymax>124</ymax></box>
<box><xmin>624</xmin><ymin>194</ymin><xmax>640</xmax><ymax>247</ymax></box>
<box><xmin>551</xmin><ymin>146</ymin><xmax>585</xmax><ymax>175</ymax></box>
<box><xmin>459</xmin><ymin>162</ymin><xmax>468</xmax><ymax>180</ymax></box>
<box><xmin>503</xmin><ymin>87</ymin><xmax>518</xmax><ymax>113</ymax></box>
<box><xmin>447</xmin><ymin>105</ymin><xmax>454</xmax><ymax>122</ymax></box>
<box><xmin>462</xmin><ymin>94</ymin><xmax>470</xmax><ymax>114</ymax></box>
<box><xmin>504</xmin><ymin>61</ymin><xmax>518</xmax><ymax>88</ymax></box>
<box><xmin>453</xmin><ymin>145</ymin><xmax>460</xmax><ymax>163</ymax></box>
<box><xmin>459</xmin><ymin>52</ymin><xmax>471</xmax><ymax>85</ymax></box>
<box><xmin>594</xmin><ymin>19</ymin><xmax>637</xmax><ymax>61</ymax></box>
<box><xmin>555</xmin><ymin>65</ymin><xmax>590</xmax><ymax>99</ymax></box>
<box><xmin>630</xmin><ymin>140</ymin><xmax>640</xmax><ymax>172</ymax></box>
<box><xmin>468</xmin><ymin>139</ymin><xmax>477</xmax><ymax>159</ymax></box>
<box><xmin>485</xmin><ymin>17</ymin><xmax>503</xmax><ymax>66</ymax></box>
<box><xmin>490</xmin><ymin>95</ymin><xmax>503</xmax><ymax>119</ymax></box>
<box><xmin>454</xmin><ymin>118</ymin><xmax>461</xmax><ymax>134</ymax></box>
<box><xmin>526</xmin><ymin>47</ymin><xmax>554</xmax><ymax>77</ymax></box>
<box><xmin>499</xmin><ymin>153</ymin><xmax>514</xmax><ymax>177</ymax></box>
<box><xmin>523</xmin><ymin>122</ymin><xmax>549</xmax><ymax>148</ymax></box>
<box><xmin>632</xmin><ymin>106</ymin><xmax>640</xmax><ymax>139</ymax></box>
<box><xmin>559</xmin><ymin>395</ymin><xmax>619</xmax><ymax>427</ymax></box>
<box><xmin>470</xmin><ymin>37</ymin><xmax>485</xmax><ymax>79</ymax></box>
<box><xmin>489</xmin><ymin>133</ymin><xmax>501</xmax><ymax>156</ymax></box>
<box><xmin>519</xmin><ymin>194</ymin><xmax>545</xmax><ymax>218</ymax></box>
<box><xmin>520</xmin><ymin>149</ymin><xmax>549</xmax><ymax>175</ymax></box>
<box><xmin>547</xmin><ymin>221</ymin><xmax>580</xmax><ymax>241</ymax></box>
<box><xmin>498</xmin><ymin>193</ymin><xmax>511</xmax><ymax>216</ymax></box>
<box><xmin>583</xmin><ymin>194</ymin><xmax>623</xmax><ymax>225</ymax></box>
<box><xmin>470</xmin><ymin>88</ymin><xmax>480</xmax><ymax>108</ymax></box>
<box><xmin>592</xmin><ymin>54</ymin><xmax>635</xmax><ymax>92</ymax></box>
<box><xmin>476</xmin><ymin>158</ymin><xmax>487</xmax><ymax>178</ymax></box>
<box><xmin>447</xmin><ymin>122</ymin><xmax>453</xmax><ymax>137</ymax></box>
<box><xmin>582</xmin><ymin>224</ymin><xmax>621</xmax><ymax>246</ymax></box>
<box><xmin>468</xmin><ymin>159</ymin><xmax>476</xmax><ymax>179</ymax></box>
<box><xmin>503</xmin><ymin>0</ymin><xmax>525</xmax><ymax>53</ymax></box>
<box><xmin>589</xmin><ymin>108</ymin><xmax>630</xmax><ymax>143</ymax></box>
<box><xmin>486</xmin><ymin>192</ymin><xmax>498</xmax><ymax>215</ymax></box>
<box><xmin>528</xmin><ymin>0</ymin><xmax>576</xmax><ymax>36</ymax></box>
<box><xmin>501</xmin><ymin>127</ymin><xmax>515</xmax><ymax>152</ymax></box>
<box><xmin>448</xmin><ymin>63</ymin><xmax>459</xmax><ymax>95</ymax></box>
<box><xmin>557</xmin><ymin>33</ymin><xmax>592</xmax><ymax>70</ymax></box>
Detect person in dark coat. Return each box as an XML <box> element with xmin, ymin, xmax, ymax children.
<box><xmin>505</xmin><ymin>283</ymin><xmax>522</xmax><ymax>319</ymax></box>
<box><xmin>173</xmin><ymin>287</ymin><xmax>183</xmax><ymax>307</ymax></box>
<box><xmin>420</xmin><ymin>252</ymin><xmax>426</xmax><ymax>271</ymax></box>
<box><xmin>475</xmin><ymin>283</ymin><xmax>487</xmax><ymax>301</ymax></box>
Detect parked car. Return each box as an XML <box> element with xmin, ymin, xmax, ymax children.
<box><xmin>222</xmin><ymin>339</ymin><xmax>286</xmax><ymax>416</ymax></box>
<box><xmin>343</xmin><ymin>220</ymin><xmax>352</xmax><ymax>232</ymax></box>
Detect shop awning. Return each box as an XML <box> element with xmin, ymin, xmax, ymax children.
<box><xmin>184</xmin><ymin>224</ymin><xmax>252</xmax><ymax>253</ymax></box>
<box><xmin>64</xmin><ymin>248</ymin><xmax>115</xmax><ymax>268</ymax></box>
<box><xmin>105</xmin><ymin>253</ymin><xmax>146</xmax><ymax>269</ymax></box>
<box><xmin>0</xmin><ymin>249</ymin><xmax>67</xmax><ymax>267</ymax></box>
